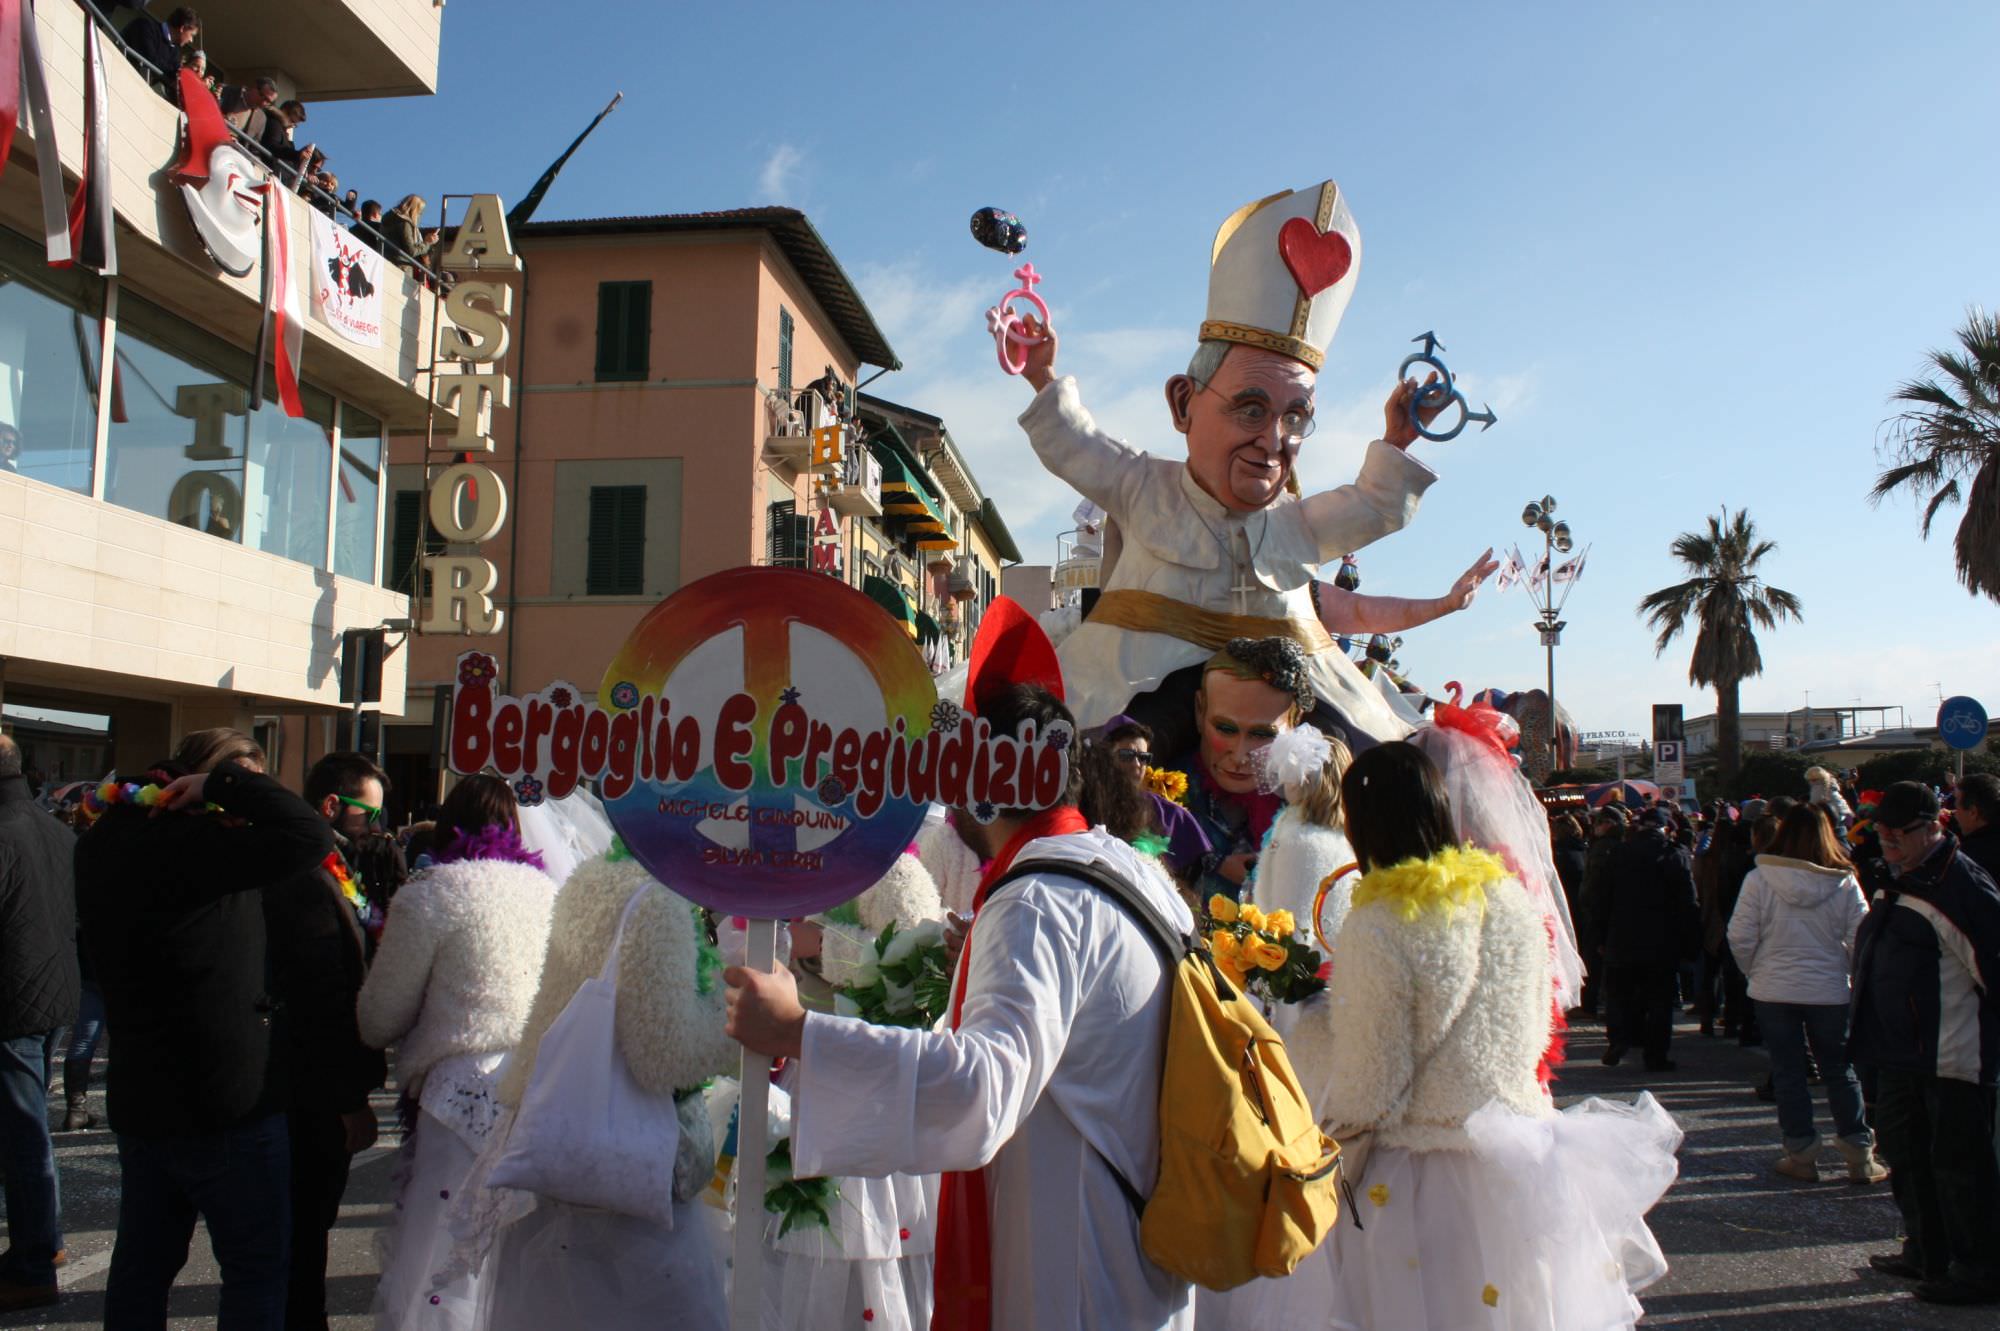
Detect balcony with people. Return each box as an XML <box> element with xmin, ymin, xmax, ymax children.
<box><xmin>4</xmin><ymin>3</ymin><xmax>446</xmax><ymax>419</ymax></box>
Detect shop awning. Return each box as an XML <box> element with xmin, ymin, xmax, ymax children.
<box><xmin>873</xmin><ymin>441</ymin><xmax>958</xmax><ymax>549</ymax></box>
<box><xmin>914</xmin><ymin>610</ymin><xmax>942</xmax><ymax>647</ymax></box>
<box><xmin>861</xmin><ymin>574</ymin><xmax>918</xmax><ymax>640</ymax></box>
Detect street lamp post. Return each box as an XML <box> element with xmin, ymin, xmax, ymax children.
<box><xmin>1520</xmin><ymin>495</ymin><xmax>1576</xmax><ymax>777</ymax></box>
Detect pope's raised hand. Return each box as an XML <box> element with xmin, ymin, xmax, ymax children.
<box><xmin>1019</xmin><ymin>316</ymin><xmax>1059</xmax><ymax>392</ymax></box>
<box><xmin>1382</xmin><ymin>372</ymin><xmax>1446</xmax><ymax>450</ymax></box>
<box><xmin>1446</xmin><ymin>548</ymin><xmax>1501</xmax><ymax>611</ymax></box>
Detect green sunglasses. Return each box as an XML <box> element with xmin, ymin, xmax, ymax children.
<box><xmin>336</xmin><ymin>794</ymin><xmax>383</xmax><ymax>825</ymax></box>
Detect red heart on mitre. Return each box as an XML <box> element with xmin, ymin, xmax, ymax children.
<box><xmin>1277</xmin><ymin>218</ymin><xmax>1352</xmax><ymax>298</ymax></box>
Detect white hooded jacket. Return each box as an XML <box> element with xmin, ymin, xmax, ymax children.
<box><xmin>1726</xmin><ymin>855</ymin><xmax>1868</xmax><ymax>1006</ymax></box>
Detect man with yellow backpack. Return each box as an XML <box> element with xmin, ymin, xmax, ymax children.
<box><xmin>728</xmin><ymin>680</ymin><xmax>1339</xmax><ymax>1331</ymax></box>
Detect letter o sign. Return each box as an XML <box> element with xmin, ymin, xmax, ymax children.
<box><xmin>429</xmin><ymin>462</ymin><xmax>508</xmax><ymax>543</ymax></box>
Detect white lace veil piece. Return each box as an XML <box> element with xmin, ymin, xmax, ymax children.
<box><xmin>515</xmin><ymin>787</ymin><xmax>616</xmax><ymax>890</ymax></box>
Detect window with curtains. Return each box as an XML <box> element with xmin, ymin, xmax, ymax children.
<box><xmin>586</xmin><ymin>485</ymin><xmax>647</xmax><ymax>594</ymax></box>
<box><xmin>594</xmin><ymin>281</ymin><xmax>651</xmax><ymax>382</ymax></box>
<box><xmin>777</xmin><ymin>307</ymin><xmax>794</xmax><ymax>396</ymax></box>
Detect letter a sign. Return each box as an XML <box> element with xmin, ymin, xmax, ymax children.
<box><xmin>811</xmin><ymin>506</ymin><xmax>841</xmax><ymax>576</ymax></box>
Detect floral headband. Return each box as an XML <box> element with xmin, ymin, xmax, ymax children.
<box><xmin>1222</xmin><ymin>636</ymin><xmax>1314</xmax><ymax>714</ymax></box>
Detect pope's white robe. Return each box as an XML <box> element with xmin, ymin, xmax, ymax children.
<box><xmin>794</xmin><ymin>829</ymin><xmax>1196</xmax><ymax>1331</ymax></box>
<box><xmin>1020</xmin><ymin>376</ymin><xmax>1436</xmax><ymax>741</ymax></box>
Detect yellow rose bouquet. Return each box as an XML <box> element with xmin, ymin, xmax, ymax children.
<box><xmin>1203</xmin><ymin>894</ymin><xmax>1326</xmax><ymax>1005</ymax></box>
<box><xmin>1142</xmin><ymin>765</ymin><xmax>1189</xmax><ymax>804</ymax></box>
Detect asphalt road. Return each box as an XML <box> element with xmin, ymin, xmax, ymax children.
<box><xmin>3</xmin><ymin>1012</ymin><xmax>1991</xmax><ymax>1329</ymax></box>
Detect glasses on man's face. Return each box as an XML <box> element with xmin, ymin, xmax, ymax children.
<box><xmin>1112</xmin><ymin>747</ymin><xmax>1149</xmax><ymax>767</ymax></box>
<box><xmin>337</xmin><ymin>794</ymin><xmax>383</xmax><ymax>825</ymax></box>
<box><xmin>1196</xmin><ymin>381</ymin><xmax>1316</xmax><ymax>445</ymax></box>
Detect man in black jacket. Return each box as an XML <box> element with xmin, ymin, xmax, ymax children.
<box><xmin>0</xmin><ymin>735</ymin><xmax>79</xmax><ymax>1313</ymax></box>
<box><xmin>1595</xmin><ymin>806</ymin><xmax>1699</xmax><ymax>1071</ymax></box>
<box><xmin>76</xmin><ymin>729</ymin><xmax>334</xmax><ymax>1329</ymax></box>
<box><xmin>118</xmin><ymin>5</ymin><xmax>199</xmax><ymax>88</ymax></box>
<box><xmin>1851</xmin><ymin>782</ymin><xmax>2000</xmax><ymax>1306</ymax></box>
<box><xmin>269</xmin><ymin>753</ymin><xmax>390</xmax><ymax>1331</ymax></box>
<box><xmin>1954</xmin><ymin>773</ymin><xmax>2000</xmax><ymax>885</ymax></box>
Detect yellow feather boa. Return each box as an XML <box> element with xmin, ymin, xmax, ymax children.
<box><xmin>1350</xmin><ymin>845</ymin><xmax>1510</xmax><ymax>921</ymax></box>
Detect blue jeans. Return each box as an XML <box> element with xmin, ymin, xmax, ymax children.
<box><xmin>1756</xmin><ymin>999</ymin><xmax>1870</xmax><ymax>1150</ymax></box>
<box><xmin>106</xmin><ymin>1114</ymin><xmax>291</xmax><ymax>1330</ymax></box>
<box><xmin>0</xmin><ymin>1031</ymin><xmax>64</xmax><ymax>1285</ymax></box>
<box><xmin>57</xmin><ymin>982</ymin><xmax>107</xmax><ymax>1067</ymax></box>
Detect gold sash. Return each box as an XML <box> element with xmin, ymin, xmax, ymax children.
<box><xmin>1087</xmin><ymin>588</ymin><xmax>1335</xmax><ymax>654</ymax></box>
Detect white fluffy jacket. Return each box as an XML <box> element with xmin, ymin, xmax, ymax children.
<box><xmin>1727</xmin><ymin>855</ymin><xmax>1867</xmax><ymax>1006</ymax></box>
<box><xmin>356</xmin><ymin>857</ymin><xmax>557</xmax><ymax>1095</ymax></box>
<box><xmin>499</xmin><ymin>854</ymin><xmax>736</xmax><ymax>1107</ymax></box>
<box><xmin>916</xmin><ymin>815</ymin><xmax>981</xmax><ymax>918</ymax></box>
<box><xmin>1250</xmin><ymin>810</ymin><xmax>1358</xmax><ymax>1119</ymax></box>
<box><xmin>1251</xmin><ymin>808</ymin><xmax>1357</xmax><ymax>942</ymax></box>
<box><xmin>1315</xmin><ymin>856</ymin><xmax>1554</xmax><ymax>1152</ymax></box>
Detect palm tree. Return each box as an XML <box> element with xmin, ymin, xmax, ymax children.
<box><xmin>1638</xmin><ymin>509</ymin><xmax>1802</xmax><ymax>780</ymax></box>
<box><xmin>1871</xmin><ymin>308</ymin><xmax>2000</xmax><ymax>603</ymax></box>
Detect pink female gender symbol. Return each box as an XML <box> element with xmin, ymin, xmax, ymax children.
<box><xmin>986</xmin><ymin>262</ymin><xmax>1053</xmax><ymax>376</ymax></box>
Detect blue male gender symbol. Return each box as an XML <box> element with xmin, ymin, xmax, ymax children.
<box><xmin>1398</xmin><ymin>331</ymin><xmax>1498</xmax><ymax>442</ymax></box>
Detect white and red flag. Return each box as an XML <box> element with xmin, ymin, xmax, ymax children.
<box><xmin>51</xmin><ymin>14</ymin><xmax>113</xmax><ymax>273</ymax></box>
<box><xmin>0</xmin><ymin>0</ymin><xmax>69</xmax><ymax>262</ymax></box>
<box><xmin>253</xmin><ymin>180</ymin><xmax>305</xmax><ymax>416</ymax></box>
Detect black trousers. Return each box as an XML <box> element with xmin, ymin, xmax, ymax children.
<box><xmin>1873</xmin><ymin>1069</ymin><xmax>2000</xmax><ymax>1286</ymax></box>
<box><xmin>285</xmin><ymin>1111</ymin><xmax>354</xmax><ymax>1331</ymax></box>
<box><xmin>1605</xmin><ymin>961</ymin><xmax>1678</xmax><ymax>1062</ymax></box>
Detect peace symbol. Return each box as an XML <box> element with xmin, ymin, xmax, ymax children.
<box><xmin>597</xmin><ymin>567</ymin><xmax>937</xmax><ymax>918</ymax></box>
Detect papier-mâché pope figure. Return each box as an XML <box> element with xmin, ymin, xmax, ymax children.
<box><xmin>1014</xmin><ymin>179</ymin><xmax>1448</xmax><ymax>757</ymax></box>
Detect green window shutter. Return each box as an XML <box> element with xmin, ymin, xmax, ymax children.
<box><xmin>778</xmin><ymin>307</ymin><xmax>794</xmax><ymax>396</ymax></box>
<box><xmin>388</xmin><ymin>490</ymin><xmax>422</xmax><ymax>593</ymax></box>
<box><xmin>587</xmin><ymin>485</ymin><xmax>647</xmax><ymax>595</ymax></box>
<box><xmin>595</xmin><ymin>282</ymin><xmax>651</xmax><ymax>382</ymax></box>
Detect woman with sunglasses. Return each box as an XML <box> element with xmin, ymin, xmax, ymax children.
<box><xmin>358</xmin><ymin>775</ymin><xmax>557</xmax><ymax>1331</ymax></box>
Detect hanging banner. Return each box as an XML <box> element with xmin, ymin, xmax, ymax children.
<box><xmin>444</xmin><ymin>567</ymin><xmax>1072</xmax><ymax>919</ymax></box>
<box><xmin>311</xmin><ymin>210</ymin><xmax>384</xmax><ymax>348</ymax></box>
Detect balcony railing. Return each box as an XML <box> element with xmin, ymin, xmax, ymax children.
<box><xmin>78</xmin><ymin>3</ymin><xmax>441</xmax><ymax>279</ymax></box>
<box><xmin>828</xmin><ymin>444</ymin><xmax>882</xmax><ymax>518</ymax></box>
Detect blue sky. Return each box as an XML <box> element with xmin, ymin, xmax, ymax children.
<box><xmin>315</xmin><ymin>1</ymin><xmax>2000</xmax><ymax>738</ymax></box>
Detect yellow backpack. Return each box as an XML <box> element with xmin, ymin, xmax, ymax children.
<box><xmin>994</xmin><ymin>858</ymin><xmax>1341</xmax><ymax>1291</ymax></box>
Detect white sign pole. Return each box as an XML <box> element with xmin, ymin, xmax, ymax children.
<box><xmin>729</xmin><ymin>917</ymin><xmax>778</xmax><ymax>1331</ymax></box>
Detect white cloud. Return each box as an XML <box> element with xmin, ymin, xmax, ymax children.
<box><xmin>756</xmin><ymin>144</ymin><xmax>804</xmax><ymax>203</ymax></box>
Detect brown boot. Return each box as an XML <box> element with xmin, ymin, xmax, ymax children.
<box><xmin>1833</xmin><ymin>1136</ymin><xmax>1890</xmax><ymax>1184</ymax></box>
<box><xmin>60</xmin><ymin>1059</ymin><xmax>97</xmax><ymax>1132</ymax></box>
<box><xmin>1773</xmin><ymin>1140</ymin><xmax>1821</xmax><ymax>1182</ymax></box>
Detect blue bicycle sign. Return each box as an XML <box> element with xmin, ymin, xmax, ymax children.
<box><xmin>1937</xmin><ymin>696</ymin><xmax>1988</xmax><ymax>751</ymax></box>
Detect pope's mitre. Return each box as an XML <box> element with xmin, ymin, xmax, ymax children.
<box><xmin>1200</xmin><ymin>180</ymin><xmax>1360</xmax><ymax>372</ymax></box>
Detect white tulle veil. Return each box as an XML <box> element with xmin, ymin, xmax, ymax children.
<box><xmin>1407</xmin><ymin>701</ymin><xmax>1584</xmax><ymax>1008</ymax></box>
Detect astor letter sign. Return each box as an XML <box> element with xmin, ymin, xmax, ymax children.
<box><xmin>420</xmin><ymin>195</ymin><xmax>522</xmax><ymax>636</ymax></box>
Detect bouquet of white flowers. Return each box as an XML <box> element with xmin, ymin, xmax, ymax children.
<box><xmin>831</xmin><ymin>918</ymin><xmax>953</xmax><ymax>1029</ymax></box>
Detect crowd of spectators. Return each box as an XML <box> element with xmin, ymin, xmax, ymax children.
<box><xmin>1564</xmin><ymin>770</ymin><xmax>2000</xmax><ymax>1306</ymax></box>
<box><xmin>91</xmin><ymin>3</ymin><xmax>443</xmax><ymax>281</ymax></box>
